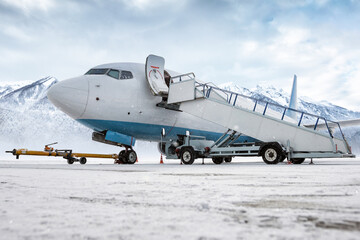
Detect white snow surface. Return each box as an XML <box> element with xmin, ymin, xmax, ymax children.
<box><xmin>1</xmin><ymin>158</ymin><xmax>360</xmax><ymax>239</ymax></box>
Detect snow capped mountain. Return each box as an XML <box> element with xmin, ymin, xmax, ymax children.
<box><xmin>0</xmin><ymin>81</ymin><xmax>31</xmax><ymax>99</ymax></box>
<box><xmin>0</xmin><ymin>78</ymin><xmax>359</xmax><ymax>158</ymax></box>
<box><xmin>0</xmin><ymin>77</ymin><xmax>58</xmax><ymax>107</ymax></box>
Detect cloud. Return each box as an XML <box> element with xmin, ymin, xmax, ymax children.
<box><xmin>0</xmin><ymin>0</ymin><xmax>359</xmax><ymax>111</ymax></box>
<box><xmin>120</xmin><ymin>0</ymin><xmax>185</xmax><ymax>11</ymax></box>
<box><xmin>1</xmin><ymin>25</ymin><xmax>33</xmax><ymax>42</ymax></box>
<box><xmin>2</xmin><ymin>0</ymin><xmax>55</xmax><ymax>13</ymax></box>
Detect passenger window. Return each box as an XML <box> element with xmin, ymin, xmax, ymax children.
<box><xmin>107</xmin><ymin>69</ymin><xmax>120</xmax><ymax>79</ymax></box>
<box><xmin>120</xmin><ymin>71</ymin><xmax>133</xmax><ymax>79</ymax></box>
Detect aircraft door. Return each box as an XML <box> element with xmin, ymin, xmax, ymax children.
<box><xmin>145</xmin><ymin>54</ymin><xmax>168</xmax><ymax>96</ymax></box>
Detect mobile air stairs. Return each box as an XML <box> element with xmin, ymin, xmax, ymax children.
<box><xmin>164</xmin><ymin>73</ymin><xmax>355</xmax><ymax>165</ymax></box>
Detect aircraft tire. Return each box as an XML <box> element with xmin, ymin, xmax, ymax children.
<box><xmin>261</xmin><ymin>145</ymin><xmax>281</xmax><ymax>164</ymax></box>
<box><xmin>126</xmin><ymin>150</ymin><xmax>137</xmax><ymax>164</ymax></box>
<box><xmin>290</xmin><ymin>158</ymin><xmax>305</xmax><ymax>164</ymax></box>
<box><xmin>180</xmin><ymin>147</ymin><xmax>195</xmax><ymax>165</ymax></box>
<box><xmin>79</xmin><ymin>157</ymin><xmax>87</xmax><ymax>164</ymax></box>
<box><xmin>116</xmin><ymin>150</ymin><xmax>127</xmax><ymax>164</ymax></box>
<box><xmin>224</xmin><ymin>157</ymin><xmax>232</xmax><ymax>163</ymax></box>
<box><xmin>212</xmin><ymin>157</ymin><xmax>224</xmax><ymax>164</ymax></box>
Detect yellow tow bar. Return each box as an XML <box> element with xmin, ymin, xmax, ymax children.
<box><xmin>6</xmin><ymin>143</ymin><xmax>119</xmax><ymax>164</ymax></box>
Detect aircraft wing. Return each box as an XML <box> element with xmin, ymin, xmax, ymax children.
<box><xmin>305</xmin><ymin>119</ymin><xmax>360</xmax><ymax>130</ymax></box>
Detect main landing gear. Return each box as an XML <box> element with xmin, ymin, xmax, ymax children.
<box><xmin>115</xmin><ymin>147</ymin><xmax>137</xmax><ymax>164</ymax></box>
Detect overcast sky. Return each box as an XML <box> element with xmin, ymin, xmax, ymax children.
<box><xmin>0</xmin><ymin>0</ymin><xmax>359</xmax><ymax>110</ymax></box>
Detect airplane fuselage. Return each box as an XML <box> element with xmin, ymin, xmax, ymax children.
<box><xmin>48</xmin><ymin>62</ymin><xmax>256</xmax><ymax>145</ymax></box>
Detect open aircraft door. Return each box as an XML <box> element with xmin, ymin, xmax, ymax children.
<box><xmin>145</xmin><ymin>54</ymin><xmax>168</xmax><ymax>96</ymax></box>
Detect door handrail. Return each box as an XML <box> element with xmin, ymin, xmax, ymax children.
<box><xmin>170</xmin><ymin>72</ymin><xmax>195</xmax><ymax>83</ymax></box>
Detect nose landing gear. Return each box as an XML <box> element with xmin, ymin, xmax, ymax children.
<box><xmin>115</xmin><ymin>147</ymin><xmax>137</xmax><ymax>164</ymax></box>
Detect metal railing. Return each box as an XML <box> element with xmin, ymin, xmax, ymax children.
<box><xmin>170</xmin><ymin>72</ymin><xmax>196</xmax><ymax>83</ymax></box>
<box><xmin>168</xmin><ymin>74</ymin><xmax>350</xmax><ymax>151</ymax></box>
<box><xmin>194</xmin><ymin>81</ymin><xmax>348</xmax><ymax>145</ymax></box>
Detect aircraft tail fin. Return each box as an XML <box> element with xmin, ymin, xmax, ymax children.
<box><xmin>286</xmin><ymin>75</ymin><xmax>298</xmax><ymax>120</ymax></box>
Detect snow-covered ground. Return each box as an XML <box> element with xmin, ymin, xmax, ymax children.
<box><xmin>1</xmin><ymin>158</ymin><xmax>360</xmax><ymax>239</ymax></box>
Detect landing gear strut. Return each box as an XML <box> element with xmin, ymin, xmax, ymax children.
<box><xmin>115</xmin><ymin>147</ymin><xmax>137</xmax><ymax>164</ymax></box>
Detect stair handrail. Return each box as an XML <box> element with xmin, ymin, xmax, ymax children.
<box><xmin>195</xmin><ymin>81</ymin><xmax>348</xmax><ymax>145</ymax></box>
<box><xmin>195</xmin><ymin>81</ymin><xmax>230</xmax><ymax>102</ymax></box>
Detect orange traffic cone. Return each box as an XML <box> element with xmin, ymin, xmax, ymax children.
<box><xmin>160</xmin><ymin>154</ymin><xmax>164</xmax><ymax>164</ymax></box>
<box><xmin>136</xmin><ymin>157</ymin><xmax>138</xmax><ymax>163</ymax></box>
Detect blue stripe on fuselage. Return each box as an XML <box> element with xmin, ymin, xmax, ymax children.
<box><xmin>77</xmin><ymin>119</ymin><xmax>259</xmax><ymax>143</ymax></box>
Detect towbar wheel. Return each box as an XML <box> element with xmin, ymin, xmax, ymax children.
<box><xmin>79</xmin><ymin>157</ymin><xmax>87</xmax><ymax>165</ymax></box>
<box><xmin>67</xmin><ymin>158</ymin><xmax>75</xmax><ymax>164</ymax></box>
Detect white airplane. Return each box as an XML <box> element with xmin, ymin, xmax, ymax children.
<box><xmin>47</xmin><ymin>55</ymin><xmax>359</xmax><ymax>164</ymax></box>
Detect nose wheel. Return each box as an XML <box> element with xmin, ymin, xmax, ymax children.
<box><xmin>125</xmin><ymin>150</ymin><xmax>137</xmax><ymax>164</ymax></box>
<box><xmin>115</xmin><ymin>148</ymin><xmax>137</xmax><ymax>164</ymax></box>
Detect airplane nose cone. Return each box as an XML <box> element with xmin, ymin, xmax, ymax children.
<box><xmin>47</xmin><ymin>77</ymin><xmax>89</xmax><ymax>119</ymax></box>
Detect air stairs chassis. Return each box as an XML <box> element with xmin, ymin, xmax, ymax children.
<box><xmin>163</xmin><ymin>73</ymin><xmax>355</xmax><ymax>164</ymax></box>
<box><xmin>162</xmin><ymin>130</ymin><xmax>353</xmax><ymax>165</ymax></box>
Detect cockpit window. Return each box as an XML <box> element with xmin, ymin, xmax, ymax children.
<box><xmin>107</xmin><ymin>69</ymin><xmax>120</xmax><ymax>79</ymax></box>
<box><xmin>120</xmin><ymin>71</ymin><xmax>133</xmax><ymax>79</ymax></box>
<box><xmin>86</xmin><ymin>68</ymin><xmax>108</xmax><ymax>75</ymax></box>
<box><xmin>85</xmin><ymin>68</ymin><xmax>133</xmax><ymax>80</ymax></box>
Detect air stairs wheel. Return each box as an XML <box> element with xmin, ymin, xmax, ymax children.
<box><xmin>261</xmin><ymin>145</ymin><xmax>282</xmax><ymax>164</ymax></box>
<box><xmin>212</xmin><ymin>157</ymin><xmax>224</xmax><ymax>164</ymax></box>
<box><xmin>180</xmin><ymin>147</ymin><xmax>195</xmax><ymax>165</ymax></box>
<box><xmin>290</xmin><ymin>158</ymin><xmax>305</xmax><ymax>164</ymax></box>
